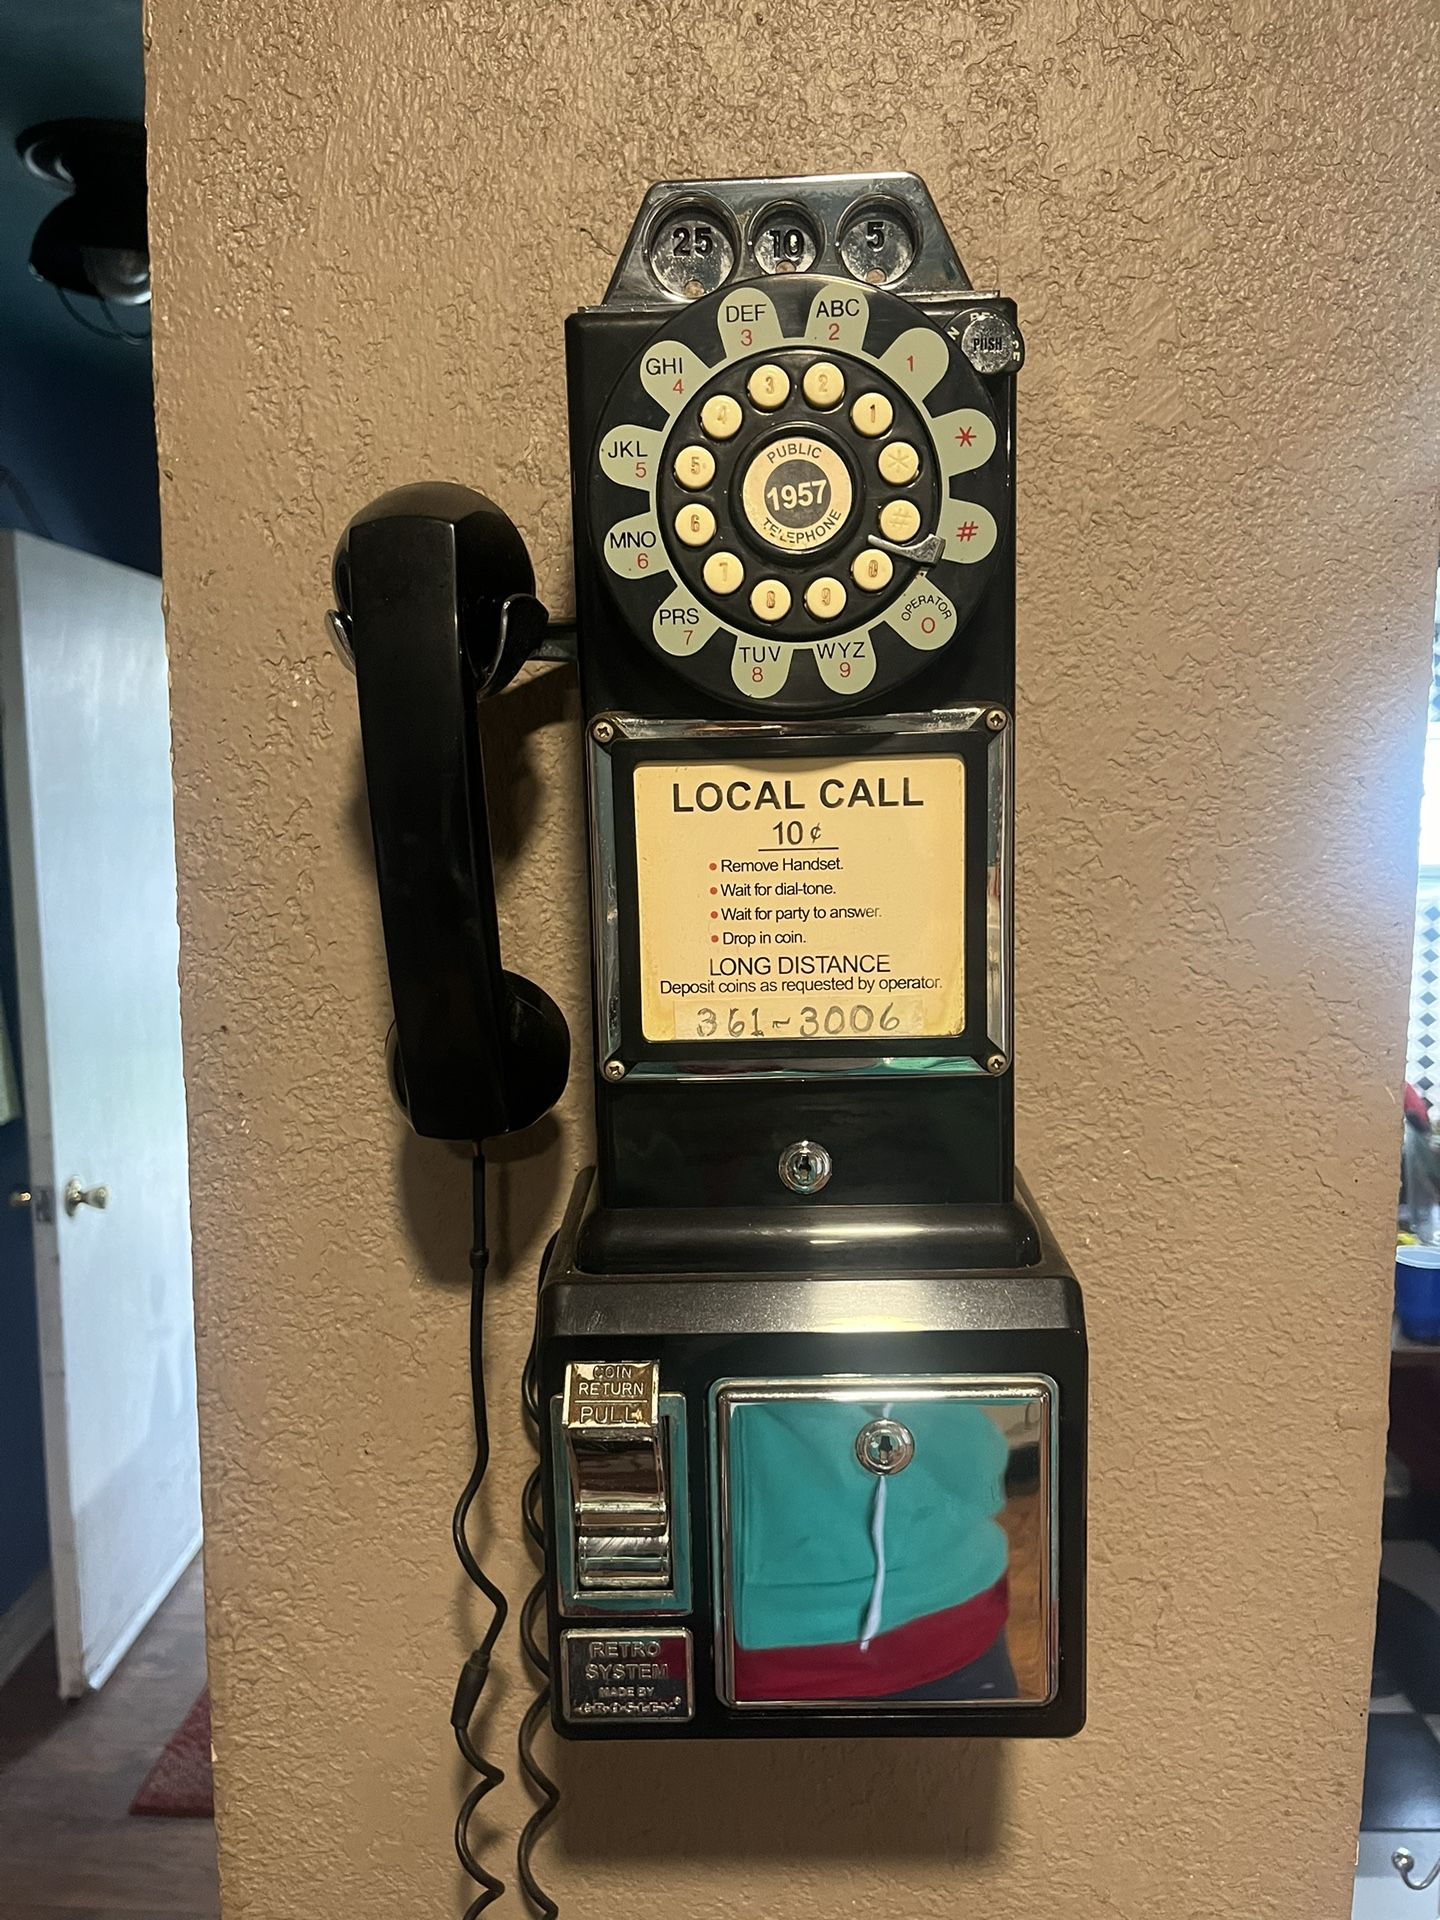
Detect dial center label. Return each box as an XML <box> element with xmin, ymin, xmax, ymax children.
<box><xmin>633</xmin><ymin>754</ymin><xmax>966</xmax><ymax>1044</ymax></box>
<box><xmin>738</xmin><ymin>437</ymin><xmax>853</xmax><ymax>553</ymax></box>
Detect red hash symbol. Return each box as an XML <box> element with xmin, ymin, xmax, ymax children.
<box><xmin>957</xmin><ymin>520</ymin><xmax>979</xmax><ymax>541</ymax></box>
<box><xmin>955</xmin><ymin>426</ymin><xmax>975</xmax><ymax>446</ymax></box>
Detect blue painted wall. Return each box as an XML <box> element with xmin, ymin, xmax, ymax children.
<box><xmin>0</xmin><ymin>0</ymin><xmax>157</xmax><ymax>579</ymax></box>
<box><xmin>0</xmin><ymin>340</ymin><xmax>160</xmax><ymax>577</ymax></box>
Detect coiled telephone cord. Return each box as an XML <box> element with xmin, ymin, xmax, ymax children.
<box><xmin>450</xmin><ymin>1160</ymin><xmax>561</xmax><ymax>1916</ymax></box>
<box><xmin>450</xmin><ymin>1152</ymin><xmax>507</xmax><ymax>1914</ymax></box>
<box><xmin>518</xmin><ymin>1295</ymin><xmax>561</xmax><ymax>1915</ymax></box>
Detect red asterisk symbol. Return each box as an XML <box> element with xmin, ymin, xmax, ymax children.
<box><xmin>957</xmin><ymin>521</ymin><xmax>978</xmax><ymax>540</ymax></box>
<box><xmin>955</xmin><ymin>426</ymin><xmax>975</xmax><ymax>446</ymax></box>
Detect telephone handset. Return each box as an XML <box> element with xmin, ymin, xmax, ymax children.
<box><xmin>332</xmin><ymin>483</ymin><xmax>569</xmax><ymax>1140</ymax></box>
<box><xmin>335</xmin><ymin>175</ymin><xmax>1086</xmax><ymax>1914</ymax></box>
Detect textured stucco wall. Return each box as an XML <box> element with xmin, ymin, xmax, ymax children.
<box><xmin>145</xmin><ymin>4</ymin><xmax>1439</xmax><ymax>1915</ymax></box>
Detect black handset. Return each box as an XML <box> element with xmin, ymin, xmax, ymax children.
<box><xmin>332</xmin><ymin>482</ymin><xmax>569</xmax><ymax>1141</ymax></box>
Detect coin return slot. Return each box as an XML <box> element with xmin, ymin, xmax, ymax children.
<box><xmin>563</xmin><ymin>1361</ymin><xmax>672</xmax><ymax>1590</ymax></box>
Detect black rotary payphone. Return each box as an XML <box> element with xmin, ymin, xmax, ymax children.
<box><xmin>331</xmin><ymin>173</ymin><xmax>1085</xmax><ymax>1908</ymax></box>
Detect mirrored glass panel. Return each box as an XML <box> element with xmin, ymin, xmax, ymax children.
<box><xmin>713</xmin><ymin>1377</ymin><xmax>1055</xmax><ymax>1709</ymax></box>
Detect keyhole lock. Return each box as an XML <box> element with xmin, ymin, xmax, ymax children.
<box><xmin>778</xmin><ymin>1139</ymin><xmax>832</xmax><ymax>1195</ymax></box>
<box><xmin>856</xmin><ymin>1418</ymin><xmax>915</xmax><ymax>1476</ymax></box>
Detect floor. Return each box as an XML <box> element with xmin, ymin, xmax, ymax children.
<box><xmin>0</xmin><ymin>1557</ymin><xmax>219</xmax><ymax>1919</ymax></box>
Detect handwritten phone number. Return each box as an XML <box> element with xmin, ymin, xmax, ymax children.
<box><xmin>689</xmin><ymin>1000</ymin><xmax>907</xmax><ymax>1039</ymax></box>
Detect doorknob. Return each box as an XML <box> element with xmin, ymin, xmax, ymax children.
<box><xmin>9</xmin><ymin>1189</ymin><xmax>31</xmax><ymax>1208</ymax></box>
<box><xmin>1392</xmin><ymin>1847</ymin><xmax>1440</xmax><ymax>1891</ymax></box>
<box><xmin>63</xmin><ymin>1180</ymin><xmax>109</xmax><ymax>1216</ymax></box>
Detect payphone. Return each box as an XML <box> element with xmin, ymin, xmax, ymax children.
<box><xmin>331</xmin><ymin>173</ymin><xmax>1085</xmax><ymax>1910</ymax></box>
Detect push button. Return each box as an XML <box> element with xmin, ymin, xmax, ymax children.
<box><xmin>804</xmin><ymin>576</ymin><xmax>847</xmax><ymax>620</ymax></box>
<box><xmin>877</xmin><ymin>440</ymin><xmax>920</xmax><ymax>485</ymax></box>
<box><xmin>851</xmin><ymin>391</ymin><xmax>894</xmax><ymax>437</ymax></box>
<box><xmin>802</xmin><ymin>361</ymin><xmax>845</xmax><ymax>409</ymax></box>
<box><xmin>750</xmin><ymin>579</ymin><xmax>792</xmax><ymax>623</ymax></box>
<box><xmin>746</xmin><ymin>363</ymin><xmax>791</xmax><ymax>410</ymax></box>
<box><xmin>674</xmin><ymin>444</ymin><xmax>716</xmax><ymax>490</ymax></box>
<box><xmin>878</xmin><ymin>498</ymin><xmax>922</xmax><ymax>543</ymax></box>
<box><xmin>852</xmin><ymin>548</ymin><xmax>894</xmax><ymax>593</ymax></box>
<box><xmin>700</xmin><ymin>393</ymin><xmax>743</xmax><ymax>440</ymax></box>
<box><xmin>703</xmin><ymin>550</ymin><xmax>745</xmax><ymax>595</ymax></box>
<box><xmin>674</xmin><ymin>503</ymin><xmax>716</xmax><ymax>547</ymax></box>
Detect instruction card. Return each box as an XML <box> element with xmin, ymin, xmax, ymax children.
<box><xmin>633</xmin><ymin>755</ymin><xmax>966</xmax><ymax>1044</ymax></box>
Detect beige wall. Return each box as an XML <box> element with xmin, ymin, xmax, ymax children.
<box><xmin>145</xmin><ymin>3</ymin><xmax>1439</xmax><ymax>1914</ymax></box>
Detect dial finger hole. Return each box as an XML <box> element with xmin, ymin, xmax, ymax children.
<box><xmin>675</xmin><ymin>504</ymin><xmax>717</xmax><ymax>547</ymax></box>
<box><xmin>877</xmin><ymin>440</ymin><xmax>920</xmax><ymax>485</ymax></box>
<box><xmin>851</xmin><ymin>391</ymin><xmax>894</xmax><ymax>437</ymax></box>
<box><xmin>804</xmin><ymin>576</ymin><xmax>848</xmax><ymax>621</ymax></box>
<box><xmin>852</xmin><ymin>549</ymin><xmax>894</xmax><ymax>592</ymax></box>
<box><xmin>802</xmin><ymin>361</ymin><xmax>846</xmax><ymax>410</ymax></box>
<box><xmin>703</xmin><ymin>551</ymin><xmax>745</xmax><ymax>595</ymax></box>
<box><xmin>700</xmin><ymin>394</ymin><xmax>744</xmax><ymax>440</ymax></box>
<box><xmin>878</xmin><ymin>499</ymin><xmax>921</xmax><ymax>543</ymax></box>
<box><xmin>674</xmin><ymin>444</ymin><xmax>717</xmax><ymax>489</ymax></box>
<box><xmin>746</xmin><ymin>363</ymin><xmax>791</xmax><ymax>410</ymax></box>
<box><xmin>749</xmin><ymin>579</ymin><xmax>792</xmax><ymax>622</ymax></box>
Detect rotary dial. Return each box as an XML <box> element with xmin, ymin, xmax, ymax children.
<box><xmin>589</xmin><ymin>275</ymin><xmax>1007</xmax><ymax>711</ymax></box>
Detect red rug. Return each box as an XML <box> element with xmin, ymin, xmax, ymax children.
<box><xmin>129</xmin><ymin>1687</ymin><xmax>214</xmax><ymax>1818</ymax></box>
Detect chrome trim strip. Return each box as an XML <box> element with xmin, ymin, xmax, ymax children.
<box><xmin>587</xmin><ymin>731</ymin><xmax>623</xmax><ymax>1065</ymax></box>
<box><xmin>987</xmin><ymin>717</ymin><xmax>1013</xmax><ymax>1061</ymax></box>
<box><xmin>604</xmin><ymin>707</ymin><xmax>989</xmax><ymax>745</ymax></box>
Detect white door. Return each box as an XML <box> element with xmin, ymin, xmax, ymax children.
<box><xmin>0</xmin><ymin>531</ymin><xmax>200</xmax><ymax>1696</ymax></box>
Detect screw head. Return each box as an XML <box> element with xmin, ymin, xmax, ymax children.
<box><xmin>591</xmin><ymin>718</ymin><xmax>615</xmax><ymax>745</ymax></box>
<box><xmin>985</xmin><ymin>1052</ymin><xmax>1009</xmax><ymax>1076</ymax></box>
<box><xmin>985</xmin><ymin>707</ymin><xmax>1007</xmax><ymax>732</ymax></box>
<box><xmin>601</xmin><ymin>1058</ymin><xmax>626</xmax><ymax>1082</ymax></box>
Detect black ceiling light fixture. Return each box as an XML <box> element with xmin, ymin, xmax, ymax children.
<box><xmin>17</xmin><ymin>118</ymin><xmax>150</xmax><ymax>343</ymax></box>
